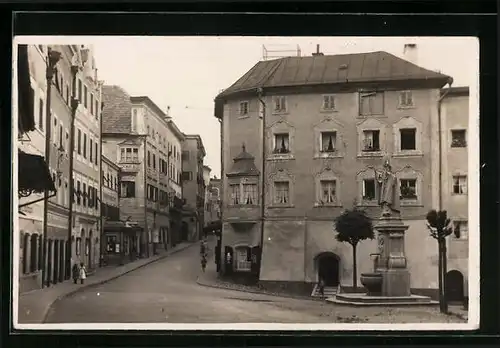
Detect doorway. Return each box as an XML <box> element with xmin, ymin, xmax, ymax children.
<box><xmin>181</xmin><ymin>222</ymin><xmax>189</xmax><ymax>242</ymax></box>
<box><xmin>316</xmin><ymin>253</ymin><xmax>340</xmax><ymax>287</ymax></box>
<box><xmin>53</xmin><ymin>240</ymin><xmax>59</xmax><ymax>284</ymax></box>
<box><xmin>445</xmin><ymin>270</ymin><xmax>464</xmax><ymax>302</ymax></box>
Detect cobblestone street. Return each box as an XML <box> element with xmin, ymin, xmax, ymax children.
<box><xmin>44</xmin><ymin>239</ymin><xmax>466</xmax><ymax>324</ymax></box>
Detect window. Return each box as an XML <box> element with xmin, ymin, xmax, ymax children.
<box><xmin>453</xmin><ymin>221</ymin><xmax>468</xmax><ymax>239</ymax></box>
<box><xmin>239</xmin><ymin>101</ymin><xmax>249</xmax><ymax>116</ymax></box>
<box><xmin>230</xmin><ymin>184</ymin><xmax>240</xmax><ymax>204</ymax></box>
<box><xmin>59</xmin><ymin>125</ymin><xmax>63</xmax><ymax>149</ymax></box>
<box><xmin>114</xmin><ymin>177</ymin><xmax>118</xmax><ymax>190</ymax></box>
<box><xmin>76</xmin><ymin>181</ymin><xmax>81</xmax><ymax>204</ymax></box>
<box><xmin>64</xmin><ymin>180</ymin><xmax>68</xmax><ymax>206</ymax></box>
<box><xmin>78</xmin><ymin>79</ymin><xmax>82</xmax><ymax>102</ymax></box>
<box><xmin>320</xmin><ymin>180</ymin><xmax>337</xmax><ymax>204</ymax></box>
<box><xmin>147</xmin><ymin>151</ymin><xmax>151</xmax><ymax>167</ymax></box>
<box><xmin>452</xmin><ymin>175</ymin><xmax>467</xmax><ymax>195</ymax></box>
<box><xmin>106</xmin><ymin>235</ymin><xmax>119</xmax><ymax>253</ymax></box>
<box><xmin>182</xmin><ymin>151</ymin><xmax>190</xmax><ymax>160</ymax></box>
<box><xmin>65</xmin><ymin>130</ymin><xmax>69</xmax><ymax>153</ymax></box>
<box><xmin>38</xmin><ymin>98</ymin><xmax>44</xmax><ymax>130</ymax></box>
<box><xmin>66</xmin><ymin>84</ymin><xmax>70</xmax><ymax>104</ymax></box>
<box><xmin>362</xmin><ymin>130</ymin><xmax>380</xmax><ymax>151</ymax></box>
<box><xmin>274</xmin><ymin>181</ymin><xmax>290</xmax><ymax>204</ymax></box>
<box><xmin>132</xmin><ymin>109</ymin><xmax>137</xmax><ymax>132</ymax></box>
<box><xmin>83</xmin><ymin>85</ymin><xmax>88</xmax><ymax>108</ymax></box>
<box><xmin>400</xmin><ymin>128</ymin><xmax>416</xmax><ymax>151</ymax></box>
<box><xmin>399</xmin><ymin>91</ymin><xmax>414</xmax><ymax>107</ymax></box>
<box><xmin>400</xmin><ymin>179</ymin><xmax>417</xmax><ymax>200</ymax></box>
<box><xmin>52</xmin><ymin>115</ymin><xmax>58</xmax><ymax>145</ymax></box>
<box><xmin>95</xmin><ymin>143</ymin><xmax>98</xmax><ymax>165</ymax></box>
<box><xmin>153</xmin><ymin>154</ymin><xmax>156</xmax><ymax>169</ymax></box>
<box><xmin>89</xmin><ymin>139</ymin><xmax>93</xmax><ymax>162</ymax></box>
<box><xmin>77</xmin><ymin>129</ymin><xmax>81</xmax><ymax>154</ymax></box>
<box><xmin>76</xmin><ymin>237</ymin><xmax>81</xmax><ymax>256</ymax></box>
<box><xmin>90</xmin><ymin>93</ymin><xmax>94</xmax><ymax>115</ymax></box>
<box><xmin>88</xmin><ymin>185</ymin><xmax>93</xmax><ymax>208</ymax></box>
<box><xmin>273</xmin><ymin>133</ymin><xmax>290</xmax><ymax>154</ymax></box>
<box><xmin>359</xmin><ymin>91</ymin><xmax>384</xmax><ymax>115</ymax></box>
<box><xmin>243</xmin><ymin>184</ymin><xmax>258</xmax><ymax>205</ymax></box>
<box><xmin>83</xmin><ymin>134</ymin><xmax>87</xmax><ymax>158</ymax></box>
<box><xmin>451</xmin><ymin>129</ymin><xmax>467</xmax><ymax>148</ymax></box>
<box><xmin>95</xmin><ymin>100</ymin><xmax>99</xmax><ymax>119</ymax></box>
<box><xmin>235</xmin><ymin>247</ymin><xmax>251</xmax><ymax>271</ymax></box>
<box><xmin>320</xmin><ymin>132</ymin><xmax>336</xmax><ymax>152</ymax></box>
<box><xmin>322</xmin><ymin>95</ymin><xmax>336</xmax><ymax>110</ymax></box>
<box><xmin>82</xmin><ymin>183</ymin><xmax>87</xmax><ymax>206</ymax></box>
<box><xmin>363</xmin><ymin>179</ymin><xmax>376</xmax><ymax>200</ymax></box>
<box><xmin>121</xmin><ymin>181</ymin><xmax>136</xmax><ymax>198</ymax></box>
<box><xmin>147</xmin><ymin>125</ymin><xmax>150</xmax><ymax>136</ymax></box>
<box><xmin>181</xmin><ymin>171</ymin><xmax>192</xmax><ymax>181</ymax></box>
<box><xmin>273</xmin><ymin>96</ymin><xmax>287</xmax><ymax>113</ymax></box>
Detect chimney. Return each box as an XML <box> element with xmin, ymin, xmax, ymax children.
<box><xmin>312</xmin><ymin>44</ymin><xmax>324</xmax><ymax>56</ymax></box>
<box><xmin>403</xmin><ymin>43</ymin><xmax>418</xmax><ymax>65</ymax></box>
<box><xmin>164</xmin><ymin>106</ymin><xmax>171</xmax><ymax>120</ymax></box>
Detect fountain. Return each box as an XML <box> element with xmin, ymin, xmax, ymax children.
<box><xmin>330</xmin><ymin>157</ymin><xmax>437</xmax><ymax>306</ymax></box>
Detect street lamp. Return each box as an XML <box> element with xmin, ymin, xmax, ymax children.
<box><xmin>41</xmin><ymin>47</ymin><xmax>61</xmax><ymax>287</ymax></box>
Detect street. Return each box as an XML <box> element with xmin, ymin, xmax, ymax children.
<box><xmin>44</xmin><ymin>239</ymin><xmax>466</xmax><ymax>324</ymax></box>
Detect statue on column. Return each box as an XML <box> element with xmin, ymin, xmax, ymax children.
<box><xmin>370</xmin><ymin>156</ymin><xmax>400</xmax><ymax>218</ymax></box>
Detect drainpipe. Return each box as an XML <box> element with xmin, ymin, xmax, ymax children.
<box><xmin>42</xmin><ymin>47</ymin><xmax>61</xmax><ymax>287</ymax></box>
<box><xmin>66</xmin><ymin>62</ymin><xmax>79</xmax><ymax>282</ymax></box>
<box><xmin>98</xmin><ymin>88</ymin><xmax>104</xmax><ymax>266</ymax></box>
<box><xmin>257</xmin><ymin>87</ymin><xmax>266</xmax><ymax>278</ymax></box>
<box><xmin>437</xmin><ymin>78</ymin><xmax>453</xmax><ymax>211</ymax></box>
<box><xmin>143</xmin><ymin>135</ymin><xmax>149</xmax><ymax>258</ymax></box>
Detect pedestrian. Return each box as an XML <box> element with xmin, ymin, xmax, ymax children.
<box><xmin>72</xmin><ymin>263</ymin><xmax>80</xmax><ymax>284</ymax></box>
<box><xmin>200</xmin><ymin>240</ymin><xmax>206</xmax><ymax>256</ymax></box>
<box><xmin>318</xmin><ymin>277</ymin><xmax>325</xmax><ymax>299</ymax></box>
<box><xmin>79</xmin><ymin>262</ymin><xmax>87</xmax><ymax>285</ymax></box>
<box><xmin>201</xmin><ymin>255</ymin><xmax>207</xmax><ymax>273</ymax></box>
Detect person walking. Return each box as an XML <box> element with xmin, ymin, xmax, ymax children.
<box><xmin>79</xmin><ymin>262</ymin><xmax>87</xmax><ymax>285</ymax></box>
<box><xmin>318</xmin><ymin>277</ymin><xmax>325</xmax><ymax>299</ymax></box>
<box><xmin>72</xmin><ymin>263</ymin><xmax>80</xmax><ymax>284</ymax></box>
<box><xmin>201</xmin><ymin>255</ymin><xmax>207</xmax><ymax>273</ymax></box>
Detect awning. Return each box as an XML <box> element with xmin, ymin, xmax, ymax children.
<box><xmin>18</xmin><ymin>151</ymin><xmax>55</xmax><ymax>193</ymax></box>
<box><xmin>18</xmin><ymin>44</ymin><xmax>35</xmax><ymax>133</ymax></box>
<box><xmin>104</xmin><ymin>220</ymin><xmax>143</xmax><ymax>233</ymax></box>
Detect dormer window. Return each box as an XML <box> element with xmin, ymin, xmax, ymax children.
<box><xmin>239</xmin><ymin>101</ymin><xmax>249</xmax><ymax>116</ymax></box>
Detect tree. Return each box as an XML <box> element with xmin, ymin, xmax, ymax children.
<box><xmin>426</xmin><ymin>209</ymin><xmax>453</xmax><ymax>314</ymax></box>
<box><xmin>335</xmin><ymin>208</ymin><xmax>375</xmax><ymax>290</ymax></box>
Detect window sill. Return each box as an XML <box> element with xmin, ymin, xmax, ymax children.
<box><xmin>357</xmin><ymin>151</ymin><xmax>384</xmax><ymax>158</ymax></box>
<box><xmin>313</xmin><ymin>202</ymin><xmax>342</xmax><ymax>208</ymax></box>
<box><xmin>400</xmin><ymin>199</ymin><xmax>422</xmax><ymax>207</ymax></box>
<box><xmin>314</xmin><ymin>152</ymin><xmax>343</xmax><ymax>159</ymax></box>
<box><xmin>393</xmin><ymin>151</ymin><xmax>423</xmax><ymax>158</ymax></box>
<box><xmin>397</xmin><ymin>105</ymin><xmax>416</xmax><ymax>110</ymax></box>
<box><xmin>228</xmin><ymin>204</ymin><xmax>260</xmax><ymax>208</ymax></box>
<box><xmin>320</xmin><ymin>109</ymin><xmax>338</xmax><ymax>114</ymax></box>
<box><xmin>268</xmin><ymin>204</ymin><xmax>294</xmax><ymax>209</ymax></box>
<box><xmin>267</xmin><ymin>154</ymin><xmax>295</xmax><ymax>161</ymax></box>
<box><xmin>358</xmin><ymin>200</ymin><xmax>378</xmax><ymax>207</ymax></box>
<box><xmin>237</xmin><ymin>115</ymin><xmax>250</xmax><ymax>119</ymax></box>
<box><xmin>450</xmin><ymin>145</ymin><xmax>467</xmax><ymax>149</ymax></box>
<box><xmin>271</xmin><ymin>111</ymin><xmax>289</xmax><ymax>116</ymax></box>
<box><xmin>451</xmin><ymin>237</ymin><xmax>468</xmax><ymax>242</ymax></box>
<box><xmin>357</xmin><ymin>114</ymin><xmax>386</xmax><ymax>118</ymax></box>
<box><xmin>450</xmin><ymin>193</ymin><xmax>468</xmax><ymax>197</ymax></box>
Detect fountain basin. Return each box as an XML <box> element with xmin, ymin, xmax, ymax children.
<box><xmin>360</xmin><ymin>272</ymin><xmax>382</xmax><ymax>296</ymax></box>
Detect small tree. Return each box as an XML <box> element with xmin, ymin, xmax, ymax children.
<box><xmin>335</xmin><ymin>208</ymin><xmax>375</xmax><ymax>290</ymax></box>
<box><xmin>426</xmin><ymin>209</ymin><xmax>453</xmax><ymax>314</ymax></box>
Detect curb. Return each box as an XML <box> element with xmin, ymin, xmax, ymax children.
<box><xmin>196</xmin><ymin>277</ymin><xmax>320</xmax><ymax>302</ymax></box>
<box><xmin>41</xmin><ymin>242</ymin><xmax>195</xmax><ymax>323</ymax></box>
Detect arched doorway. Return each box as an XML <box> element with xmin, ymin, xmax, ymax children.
<box><xmin>445</xmin><ymin>270</ymin><xmax>464</xmax><ymax>302</ymax></box>
<box><xmin>316</xmin><ymin>252</ymin><xmax>340</xmax><ymax>287</ymax></box>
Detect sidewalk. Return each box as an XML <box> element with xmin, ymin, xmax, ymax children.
<box><xmin>17</xmin><ymin>242</ymin><xmax>195</xmax><ymax>324</ymax></box>
<box><xmin>196</xmin><ymin>255</ymin><xmax>317</xmax><ymax>302</ymax></box>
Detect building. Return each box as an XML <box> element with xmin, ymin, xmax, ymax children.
<box><xmin>69</xmin><ymin>45</ymin><xmax>102</xmax><ymax>273</ymax></box>
<box><xmin>202</xmin><ymin>165</ymin><xmax>212</xmax><ymax>229</ymax></box>
<box><xmin>181</xmin><ymin>134</ymin><xmax>206</xmax><ymax>241</ymax></box>
<box><xmin>102</xmin><ymin>86</ymin><xmax>184</xmax><ymax>257</ymax></box>
<box><xmin>205</xmin><ymin>176</ymin><xmax>222</xmax><ymax>226</ymax></box>
<box><xmin>214</xmin><ymin>44</ymin><xmax>455</xmax><ymax>297</ymax></box>
<box><xmin>440</xmin><ymin>86</ymin><xmax>469</xmax><ymax>302</ymax></box>
<box><xmin>17</xmin><ymin>44</ymin><xmax>55</xmax><ymax>293</ymax></box>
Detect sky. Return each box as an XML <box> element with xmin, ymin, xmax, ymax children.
<box><xmin>86</xmin><ymin>36</ymin><xmax>478</xmax><ymax>178</ymax></box>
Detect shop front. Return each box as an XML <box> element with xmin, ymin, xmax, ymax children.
<box><xmin>102</xmin><ymin>221</ymin><xmax>142</xmax><ymax>266</ymax></box>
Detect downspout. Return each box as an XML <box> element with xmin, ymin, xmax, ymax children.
<box><xmin>217</xmin><ymin>116</ymin><xmax>223</xmax><ymax>272</ymax></box>
<box><xmin>98</xmin><ymin>87</ymin><xmax>104</xmax><ymax>266</ymax></box>
<box><xmin>143</xmin><ymin>135</ymin><xmax>148</xmax><ymax>258</ymax></box>
<box><xmin>437</xmin><ymin>78</ymin><xmax>453</xmax><ymax>211</ymax></box>
<box><xmin>257</xmin><ymin>88</ymin><xmax>266</xmax><ymax>279</ymax></box>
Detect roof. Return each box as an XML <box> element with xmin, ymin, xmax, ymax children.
<box><xmin>167</xmin><ymin>120</ymin><xmax>185</xmax><ymax>141</ymax></box>
<box><xmin>216</xmin><ymin>51</ymin><xmax>451</xmax><ymax>100</ymax></box>
<box><xmin>130</xmin><ymin>96</ymin><xmax>168</xmax><ymax>120</ymax></box>
<box><xmin>102</xmin><ymin>155</ymin><xmax>121</xmax><ymax>171</ymax></box>
<box><xmin>184</xmin><ymin>134</ymin><xmax>206</xmax><ymax>157</ymax></box>
<box><xmin>226</xmin><ymin>144</ymin><xmax>260</xmax><ymax>177</ymax></box>
<box><xmin>102</xmin><ymin>85</ymin><xmax>132</xmax><ymax>134</ymax></box>
<box><xmin>441</xmin><ymin>86</ymin><xmax>469</xmax><ymax>97</ymax></box>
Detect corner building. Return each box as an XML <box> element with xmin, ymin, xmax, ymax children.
<box><xmin>215</xmin><ymin>49</ymin><xmax>453</xmax><ymax>297</ymax></box>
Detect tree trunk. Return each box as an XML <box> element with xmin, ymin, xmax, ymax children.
<box><xmin>441</xmin><ymin>238</ymin><xmax>449</xmax><ymax>313</ymax></box>
<box><xmin>352</xmin><ymin>244</ymin><xmax>358</xmax><ymax>290</ymax></box>
<box><xmin>437</xmin><ymin>238</ymin><xmax>445</xmax><ymax>313</ymax></box>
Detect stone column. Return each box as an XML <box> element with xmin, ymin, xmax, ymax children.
<box><xmin>374</xmin><ymin>216</ymin><xmax>411</xmax><ymax>297</ymax></box>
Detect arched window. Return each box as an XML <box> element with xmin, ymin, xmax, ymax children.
<box><xmin>30</xmin><ymin>234</ymin><xmax>38</xmax><ymax>273</ymax></box>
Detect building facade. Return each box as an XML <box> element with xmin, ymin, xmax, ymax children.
<box><xmin>215</xmin><ymin>47</ymin><xmax>455</xmax><ymax>297</ymax></box>
<box><xmin>440</xmin><ymin>87</ymin><xmax>469</xmax><ymax>302</ymax></box>
<box><xmin>181</xmin><ymin>135</ymin><xmax>206</xmax><ymax>241</ymax></box>
<box><xmin>202</xmin><ymin>165</ymin><xmax>212</xmax><ymax>228</ymax></box>
<box><xmin>102</xmin><ymin>86</ymin><xmax>184</xmax><ymax>257</ymax></box>
<box><xmin>205</xmin><ymin>176</ymin><xmax>222</xmax><ymax>227</ymax></box>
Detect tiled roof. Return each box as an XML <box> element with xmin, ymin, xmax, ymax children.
<box><xmin>217</xmin><ymin>51</ymin><xmax>451</xmax><ymax>99</ymax></box>
<box><xmin>227</xmin><ymin>144</ymin><xmax>260</xmax><ymax>177</ymax></box>
<box><xmin>102</xmin><ymin>85</ymin><xmax>132</xmax><ymax>134</ymax></box>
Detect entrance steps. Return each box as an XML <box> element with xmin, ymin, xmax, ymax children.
<box><xmin>311</xmin><ymin>284</ymin><xmax>339</xmax><ymax>298</ymax></box>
